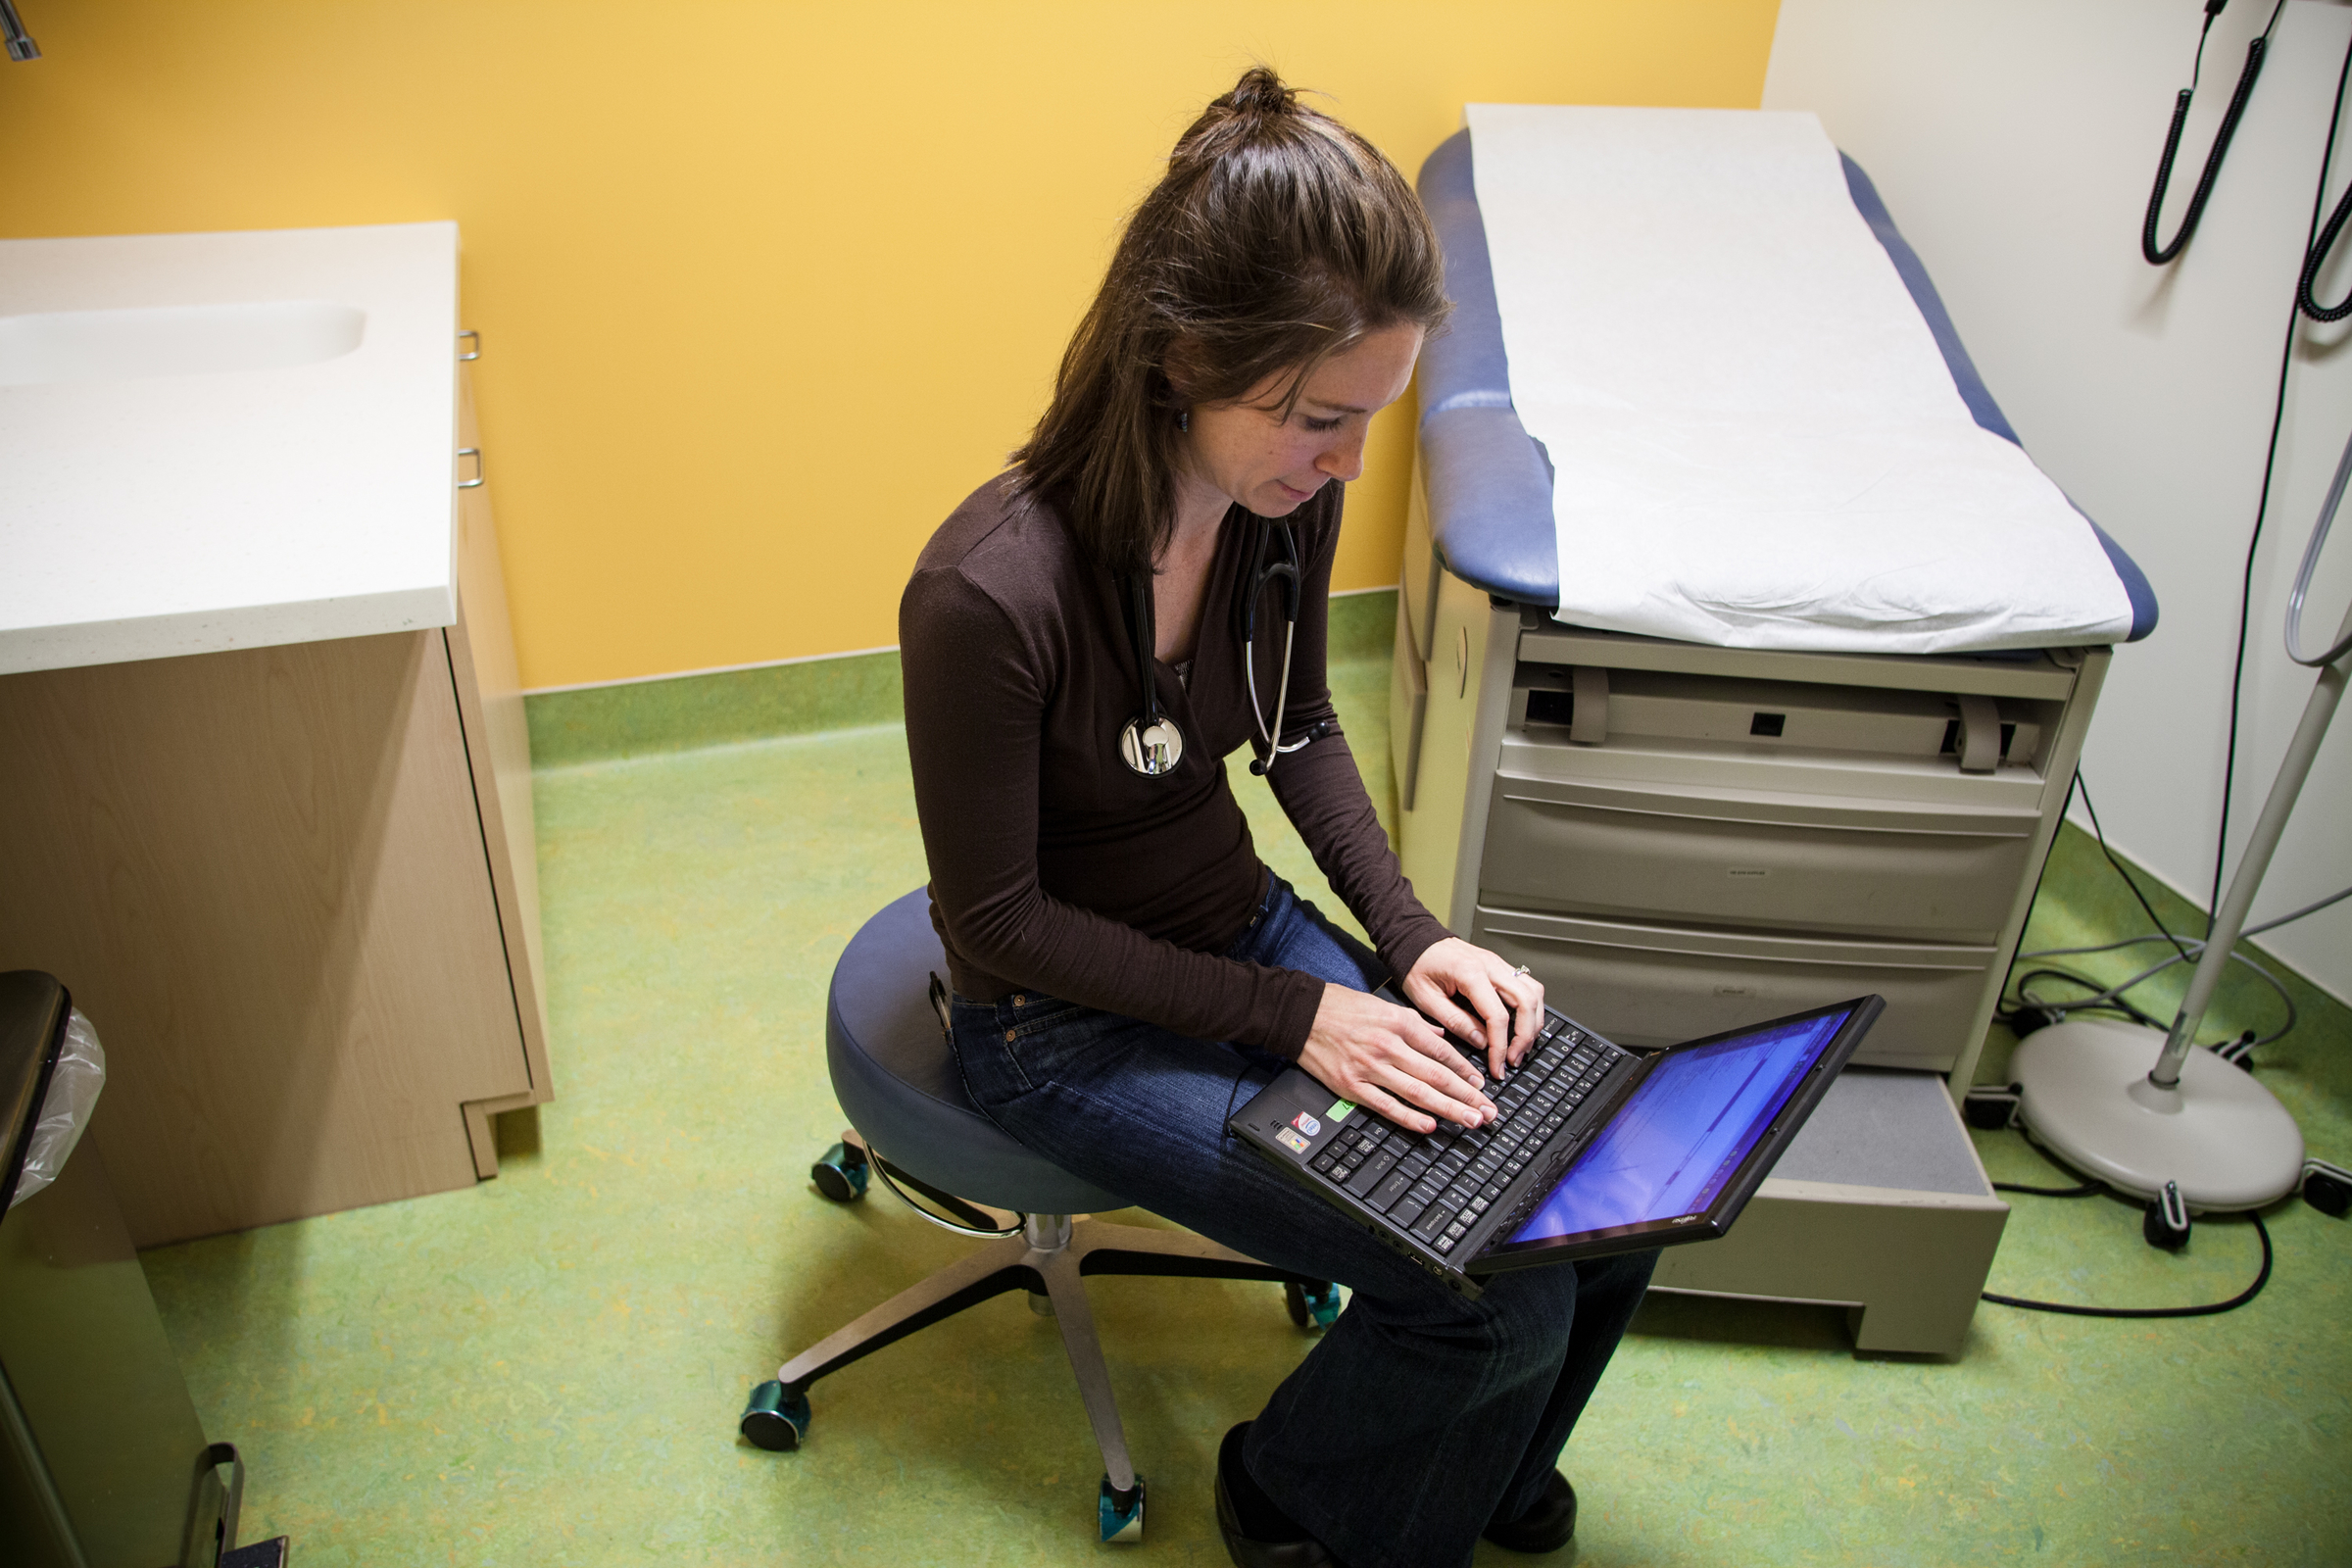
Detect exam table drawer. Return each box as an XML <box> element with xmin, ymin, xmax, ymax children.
<box><xmin>1480</xmin><ymin>773</ymin><xmax>2036</xmax><ymax>944</ymax></box>
<box><xmin>1470</xmin><ymin>905</ymin><xmax>1995</xmax><ymax>1071</ymax></box>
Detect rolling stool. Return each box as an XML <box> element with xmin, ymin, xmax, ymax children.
<box><xmin>740</xmin><ymin>889</ymin><xmax>1340</xmax><ymax>1542</ymax></box>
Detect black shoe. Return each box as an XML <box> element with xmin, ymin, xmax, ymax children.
<box><xmin>1483</xmin><ymin>1470</ymin><xmax>1577</xmax><ymax>1554</ymax></box>
<box><xmin>1214</xmin><ymin>1422</ymin><xmax>1343</xmax><ymax>1567</ymax></box>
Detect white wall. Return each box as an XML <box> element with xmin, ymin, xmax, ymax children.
<box><xmin>1766</xmin><ymin>0</ymin><xmax>2352</xmax><ymax>1004</ymax></box>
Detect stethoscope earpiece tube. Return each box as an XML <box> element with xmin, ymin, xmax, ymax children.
<box><xmin>1241</xmin><ymin>518</ymin><xmax>1312</xmax><ymax>777</ymax></box>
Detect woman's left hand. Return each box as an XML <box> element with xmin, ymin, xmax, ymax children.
<box><xmin>1400</xmin><ymin>938</ymin><xmax>1544</xmax><ymax>1079</ymax></box>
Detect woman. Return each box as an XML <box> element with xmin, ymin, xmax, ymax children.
<box><xmin>899</xmin><ymin>69</ymin><xmax>1654</xmax><ymax>1568</ymax></box>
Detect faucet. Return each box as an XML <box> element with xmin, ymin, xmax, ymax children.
<box><xmin>1</xmin><ymin>0</ymin><xmax>37</xmax><ymax>63</ymax></box>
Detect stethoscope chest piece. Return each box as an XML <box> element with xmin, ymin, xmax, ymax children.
<box><xmin>1119</xmin><ymin>714</ymin><xmax>1185</xmax><ymax>776</ymax></box>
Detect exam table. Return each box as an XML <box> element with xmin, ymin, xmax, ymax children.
<box><xmin>1391</xmin><ymin>126</ymin><xmax>2159</xmax><ymax>1358</ymax></box>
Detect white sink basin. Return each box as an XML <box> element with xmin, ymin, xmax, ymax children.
<box><xmin>0</xmin><ymin>300</ymin><xmax>367</xmax><ymax>387</ymax></box>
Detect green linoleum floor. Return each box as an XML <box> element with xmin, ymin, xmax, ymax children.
<box><xmin>138</xmin><ymin>657</ymin><xmax>2352</xmax><ymax>1566</ymax></box>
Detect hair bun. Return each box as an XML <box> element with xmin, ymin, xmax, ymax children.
<box><xmin>1223</xmin><ymin>66</ymin><xmax>1295</xmax><ymax>120</ymax></box>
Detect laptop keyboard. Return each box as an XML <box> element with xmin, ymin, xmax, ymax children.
<box><xmin>1305</xmin><ymin>1015</ymin><xmax>1614</xmax><ymax>1257</ymax></box>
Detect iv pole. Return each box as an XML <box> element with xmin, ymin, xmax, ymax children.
<box><xmin>2013</xmin><ymin>432</ymin><xmax>2352</xmax><ymax>1217</ymax></box>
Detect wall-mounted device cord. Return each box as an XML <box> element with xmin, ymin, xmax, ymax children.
<box><xmin>2143</xmin><ymin>0</ymin><xmax>2288</xmax><ymax>266</ymax></box>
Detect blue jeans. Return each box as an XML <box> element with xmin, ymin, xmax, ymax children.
<box><xmin>949</xmin><ymin>875</ymin><xmax>1656</xmax><ymax>1568</ymax></box>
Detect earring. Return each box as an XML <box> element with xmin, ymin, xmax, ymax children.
<box><xmin>1178</xmin><ymin>408</ymin><xmax>1191</xmax><ymax>433</ymax></box>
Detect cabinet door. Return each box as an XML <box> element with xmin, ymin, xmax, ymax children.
<box><xmin>0</xmin><ymin>630</ymin><xmax>532</xmax><ymax>1245</ymax></box>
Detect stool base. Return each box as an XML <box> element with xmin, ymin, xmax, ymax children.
<box><xmin>761</xmin><ymin>1212</ymin><xmax>1320</xmax><ymax>1530</ymax></box>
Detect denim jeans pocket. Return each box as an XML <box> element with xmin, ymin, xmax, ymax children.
<box><xmin>951</xmin><ymin>993</ymin><xmax>1092</xmax><ymax>1100</ymax></box>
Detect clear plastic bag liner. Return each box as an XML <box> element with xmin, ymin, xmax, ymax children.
<box><xmin>11</xmin><ymin>1007</ymin><xmax>106</xmax><ymax>1209</ymax></box>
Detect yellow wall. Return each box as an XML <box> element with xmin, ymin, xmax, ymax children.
<box><xmin>0</xmin><ymin>1</ymin><xmax>1778</xmax><ymax>689</ymax></box>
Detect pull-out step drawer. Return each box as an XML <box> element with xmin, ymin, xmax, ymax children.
<box><xmin>1481</xmin><ymin>772</ymin><xmax>2036</xmax><ymax>945</ymax></box>
<box><xmin>1470</xmin><ymin>904</ymin><xmax>1995</xmax><ymax>1071</ymax></box>
<box><xmin>1650</xmin><ymin>1067</ymin><xmax>2008</xmax><ymax>1359</ymax></box>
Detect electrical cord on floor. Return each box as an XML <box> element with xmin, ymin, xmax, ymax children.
<box><xmin>1982</xmin><ymin>1212</ymin><xmax>2272</xmax><ymax>1319</ymax></box>
<box><xmin>1979</xmin><ymin>1134</ymin><xmax>2277</xmax><ymax>1318</ymax></box>
<box><xmin>1993</xmin><ymin>768</ymin><xmax>2349</xmax><ymax>1053</ymax></box>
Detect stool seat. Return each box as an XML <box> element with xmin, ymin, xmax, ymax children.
<box><xmin>827</xmin><ymin>889</ymin><xmax>1126</xmax><ymax>1216</ymax></box>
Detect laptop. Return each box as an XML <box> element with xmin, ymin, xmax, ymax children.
<box><xmin>1228</xmin><ymin>996</ymin><xmax>1884</xmax><ymax>1298</ymax></box>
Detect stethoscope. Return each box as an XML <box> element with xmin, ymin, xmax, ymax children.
<box><xmin>1117</xmin><ymin>515</ymin><xmax>1319</xmax><ymax>779</ymax></box>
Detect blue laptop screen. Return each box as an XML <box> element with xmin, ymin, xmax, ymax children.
<box><xmin>1508</xmin><ymin>1007</ymin><xmax>1853</xmax><ymax>1244</ymax></box>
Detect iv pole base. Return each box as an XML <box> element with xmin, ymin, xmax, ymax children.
<box><xmin>2013</xmin><ymin>1017</ymin><xmax>2305</xmax><ymax>1210</ymax></box>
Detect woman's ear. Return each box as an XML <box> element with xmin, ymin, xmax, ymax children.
<box><xmin>1160</xmin><ymin>336</ymin><xmax>1206</xmax><ymax>407</ymax></box>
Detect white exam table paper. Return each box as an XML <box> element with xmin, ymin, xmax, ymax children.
<box><xmin>1465</xmin><ymin>104</ymin><xmax>2132</xmax><ymax>654</ymax></box>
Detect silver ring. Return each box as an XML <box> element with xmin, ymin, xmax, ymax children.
<box><xmin>1511</xmin><ymin>965</ymin><xmax>1531</xmax><ymax>977</ymax></box>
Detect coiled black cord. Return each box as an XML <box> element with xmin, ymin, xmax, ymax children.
<box><xmin>2143</xmin><ymin>2</ymin><xmax>2285</xmax><ymax>266</ymax></box>
<box><xmin>2302</xmin><ymin>31</ymin><xmax>2352</xmax><ymax>320</ymax></box>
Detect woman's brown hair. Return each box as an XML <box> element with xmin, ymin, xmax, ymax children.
<box><xmin>1013</xmin><ymin>67</ymin><xmax>1450</xmax><ymax>580</ymax></box>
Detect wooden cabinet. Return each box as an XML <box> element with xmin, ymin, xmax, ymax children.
<box><xmin>0</xmin><ymin>367</ymin><xmax>551</xmax><ymax>1247</ymax></box>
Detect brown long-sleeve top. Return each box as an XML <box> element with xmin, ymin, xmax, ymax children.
<box><xmin>899</xmin><ymin>473</ymin><xmax>1452</xmax><ymax>1060</ymax></box>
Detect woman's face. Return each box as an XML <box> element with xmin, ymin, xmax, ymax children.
<box><xmin>1180</xmin><ymin>321</ymin><xmax>1424</xmax><ymax>519</ymax></box>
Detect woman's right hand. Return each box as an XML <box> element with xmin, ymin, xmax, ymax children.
<box><xmin>1297</xmin><ymin>984</ymin><xmax>1497</xmax><ymax>1136</ymax></box>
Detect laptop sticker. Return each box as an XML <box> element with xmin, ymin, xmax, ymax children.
<box><xmin>1291</xmin><ymin>1111</ymin><xmax>1321</xmax><ymax>1137</ymax></box>
<box><xmin>1275</xmin><ymin>1127</ymin><xmax>1311</xmax><ymax>1154</ymax></box>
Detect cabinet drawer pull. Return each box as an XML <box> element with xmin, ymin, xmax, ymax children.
<box><xmin>458</xmin><ymin>328</ymin><xmax>481</xmax><ymax>362</ymax></box>
<box><xmin>457</xmin><ymin>447</ymin><xmax>485</xmax><ymax>488</ymax></box>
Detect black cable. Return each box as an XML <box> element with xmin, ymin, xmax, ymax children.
<box><xmin>2076</xmin><ymin>773</ymin><xmax>2197</xmax><ymax>964</ymax></box>
<box><xmin>1983</xmin><ymin>1211</ymin><xmax>2272</xmax><ymax>1318</ymax></box>
<box><xmin>2213</xmin><ymin>24</ymin><xmax>2352</xmax><ymax>935</ymax></box>
<box><xmin>2301</xmin><ymin>178</ymin><xmax>2352</xmax><ymax>319</ymax></box>
<box><xmin>1992</xmin><ymin>1178</ymin><xmax>2105</xmax><ymax>1198</ymax></box>
<box><xmin>1980</xmin><ymin>1135</ymin><xmax>2276</xmax><ymax>1317</ymax></box>
<box><xmin>2143</xmin><ymin>0</ymin><xmax>2287</xmax><ymax>266</ymax></box>
<box><xmin>1989</xmin><ymin>773</ymin><xmax>2075</xmax><ymax>1024</ymax></box>
<box><xmin>2009</xmin><ymin>966</ymin><xmax>2170</xmax><ymax>1029</ymax></box>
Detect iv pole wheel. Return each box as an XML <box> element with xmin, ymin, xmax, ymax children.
<box><xmin>2012</xmin><ymin>1017</ymin><xmax>2305</xmax><ymax>1210</ymax></box>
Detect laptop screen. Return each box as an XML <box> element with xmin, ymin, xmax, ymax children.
<box><xmin>1504</xmin><ymin>1004</ymin><xmax>1855</xmax><ymax>1246</ymax></box>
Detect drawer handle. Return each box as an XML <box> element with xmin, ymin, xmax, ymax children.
<box><xmin>457</xmin><ymin>447</ymin><xmax>486</xmax><ymax>489</ymax></box>
<box><xmin>1483</xmin><ymin>923</ymin><xmax>1984</xmax><ymax>972</ymax></box>
<box><xmin>1496</xmin><ymin>790</ymin><xmax>2030</xmax><ymax>839</ymax></box>
<box><xmin>458</xmin><ymin>328</ymin><xmax>481</xmax><ymax>362</ymax></box>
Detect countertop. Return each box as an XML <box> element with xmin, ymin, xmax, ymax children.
<box><xmin>0</xmin><ymin>221</ymin><xmax>459</xmax><ymax>675</ymax></box>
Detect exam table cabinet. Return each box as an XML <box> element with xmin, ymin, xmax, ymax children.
<box><xmin>1390</xmin><ymin>472</ymin><xmax>2088</xmax><ymax>1356</ymax></box>
<box><xmin>0</xmin><ymin>367</ymin><xmax>551</xmax><ymax>1248</ymax></box>
<box><xmin>1393</xmin><ymin>483</ymin><xmax>2104</xmax><ymax>1084</ymax></box>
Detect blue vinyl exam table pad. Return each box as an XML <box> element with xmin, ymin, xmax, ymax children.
<box><xmin>1416</xmin><ymin>109</ymin><xmax>2157</xmax><ymax>652</ymax></box>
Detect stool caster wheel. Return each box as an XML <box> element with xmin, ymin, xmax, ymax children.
<box><xmin>1099</xmin><ymin>1473</ymin><xmax>1145</xmax><ymax>1542</ymax></box>
<box><xmin>741</xmin><ymin>1381</ymin><xmax>811</xmax><ymax>1450</ymax></box>
<box><xmin>810</xmin><ymin>1142</ymin><xmax>869</xmax><ymax>1202</ymax></box>
<box><xmin>1284</xmin><ymin>1279</ymin><xmax>1341</xmax><ymax>1330</ymax></box>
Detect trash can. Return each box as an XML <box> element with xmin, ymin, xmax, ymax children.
<box><xmin>0</xmin><ymin>969</ymin><xmax>279</xmax><ymax>1567</ymax></box>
